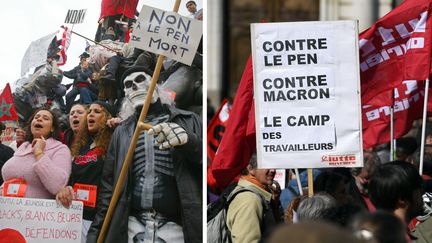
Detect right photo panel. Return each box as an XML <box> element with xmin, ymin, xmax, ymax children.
<box><xmin>207</xmin><ymin>0</ymin><xmax>432</xmax><ymax>242</ymax></box>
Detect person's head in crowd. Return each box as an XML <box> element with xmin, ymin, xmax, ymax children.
<box><xmin>417</xmin><ymin>120</ymin><xmax>432</xmax><ymax>145</ymax></box>
<box><xmin>186</xmin><ymin>1</ymin><xmax>197</xmax><ymax>14</ymax></box>
<box><xmin>25</xmin><ymin>108</ymin><xmax>61</xmax><ymax>142</ymax></box>
<box><xmin>396</xmin><ymin>136</ymin><xmax>418</xmax><ymax>161</ymax></box>
<box><xmin>349</xmin><ymin>211</ymin><xmax>406</xmax><ymax>243</ymax></box>
<box><xmin>314</xmin><ymin>169</ymin><xmax>351</xmax><ymax>203</ymax></box>
<box><xmin>352</xmin><ymin>151</ymin><xmax>381</xmax><ymax>194</ymax></box>
<box><xmin>268</xmin><ymin>221</ymin><xmax>363</xmax><ymax>243</ymax></box>
<box><xmin>321</xmin><ymin>202</ymin><xmax>364</xmax><ymax>227</ymax></box>
<box><xmin>71</xmin><ymin>101</ymin><xmax>114</xmax><ymax>157</ymax></box>
<box><xmin>79</xmin><ymin>52</ymin><xmax>90</xmax><ymax>64</ymax></box>
<box><xmin>296</xmin><ymin>192</ymin><xmax>336</xmax><ymax>222</ymax></box>
<box><xmin>81</xmin><ymin>59</ymin><xmax>89</xmax><ymax>70</ymax></box>
<box><xmin>407</xmin><ymin>150</ymin><xmax>432</xmax><ymax>178</ymax></box>
<box><xmin>242</xmin><ymin>153</ymin><xmax>276</xmax><ymax>188</ymax></box>
<box><xmin>69</xmin><ymin>103</ymin><xmax>87</xmax><ymax>134</ymax></box>
<box><xmin>102</xmin><ymin>27</ymin><xmax>117</xmax><ymax>41</ymax></box>
<box><xmin>284</xmin><ymin>195</ymin><xmax>307</xmax><ymax>223</ymax></box>
<box><xmin>368</xmin><ymin>161</ymin><xmax>424</xmax><ymax>223</ymax></box>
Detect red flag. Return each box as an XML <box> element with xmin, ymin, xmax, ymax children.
<box><xmin>211</xmin><ymin>57</ymin><xmax>256</xmax><ymax>188</ymax></box>
<box><xmin>207</xmin><ymin>99</ymin><xmax>230</xmax><ymax>193</ymax></box>
<box><xmin>0</xmin><ymin>83</ymin><xmax>18</xmax><ymax>121</ymax></box>
<box><xmin>207</xmin><ymin>99</ymin><xmax>230</xmax><ymax>161</ymax></box>
<box><xmin>58</xmin><ymin>27</ymin><xmax>72</xmax><ymax>66</ymax></box>
<box><xmin>360</xmin><ymin>0</ymin><xmax>432</xmax><ymax>149</ymax></box>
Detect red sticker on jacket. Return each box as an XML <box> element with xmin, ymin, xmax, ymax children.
<box><xmin>73</xmin><ymin>183</ymin><xmax>97</xmax><ymax>207</ymax></box>
<box><xmin>3</xmin><ymin>178</ymin><xmax>27</xmax><ymax>197</ymax></box>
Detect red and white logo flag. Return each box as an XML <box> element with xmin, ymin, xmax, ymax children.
<box><xmin>360</xmin><ymin>0</ymin><xmax>432</xmax><ymax>149</ymax></box>
<box><xmin>207</xmin><ymin>99</ymin><xmax>231</xmax><ymax>193</ymax></box>
<box><xmin>207</xmin><ymin>99</ymin><xmax>231</xmax><ymax>162</ymax></box>
<box><xmin>58</xmin><ymin>27</ymin><xmax>72</xmax><ymax>66</ymax></box>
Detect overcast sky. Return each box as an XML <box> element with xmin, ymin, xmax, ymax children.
<box><xmin>0</xmin><ymin>0</ymin><xmax>202</xmax><ymax>91</ymax></box>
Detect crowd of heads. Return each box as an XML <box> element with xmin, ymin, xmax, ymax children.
<box><xmin>236</xmin><ymin>124</ymin><xmax>432</xmax><ymax>243</ymax></box>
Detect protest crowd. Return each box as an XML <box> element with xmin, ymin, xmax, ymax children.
<box><xmin>3</xmin><ymin>0</ymin><xmax>432</xmax><ymax>243</ymax></box>
<box><xmin>0</xmin><ymin>0</ymin><xmax>203</xmax><ymax>243</ymax></box>
<box><xmin>207</xmin><ymin>0</ymin><xmax>432</xmax><ymax>243</ymax></box>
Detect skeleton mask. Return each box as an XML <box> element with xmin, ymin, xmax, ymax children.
<box><xmin>123</xmin><ymin>71</ymin><xmax>159</xmax><ymax>108</ymax></box>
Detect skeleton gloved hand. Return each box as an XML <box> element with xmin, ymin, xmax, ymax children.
<box><xmin>148</xmin><ymin>123</ymin><xmax>188</xmax><ymax>149</ymax></box>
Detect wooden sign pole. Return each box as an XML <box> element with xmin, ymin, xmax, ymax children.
<box><xmin>307</xmin><ymin>168</ymin><xmax>314</xmax><ymax>197</ymax></box>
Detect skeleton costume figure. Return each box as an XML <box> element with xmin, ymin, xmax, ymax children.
<box><xmin>87</xmin><ymin>66</ymin><xmax>202</xmax><ymax>243</ymax></box>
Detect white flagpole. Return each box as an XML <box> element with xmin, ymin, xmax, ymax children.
<box><xmin>390</xmin><ymin>106</ymin><xmax>394</xmax><ymax>161</ymax></box>
<box><xmin>419</xmin><ymin>78</ymin><xmax>430</xmax><ymax>175</ymax></box>
<box><xmin>294</xmin><ymin>169</ymin><xmax>303</xmax><ymax>196</ymax></box>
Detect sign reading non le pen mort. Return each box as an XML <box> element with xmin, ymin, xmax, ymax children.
<box><xmin>130</xmin><ymin>5</ymin><xmax>203</xmax><ymax>66</ymax></box>
<box><xmin>251</xmin><ymin>21</ymin><xmax>363</xmax><ymax>169</ymax></box>
<box><xmin>0</xmin><ymin>197</ymin><xmax>83</xmax><ymax>243</ymax></box>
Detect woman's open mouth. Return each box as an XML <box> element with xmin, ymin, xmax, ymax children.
<box><xmin>88</xmin><ymin>119</ymin><xmax>96</xmax><ymax>125</ymax></box>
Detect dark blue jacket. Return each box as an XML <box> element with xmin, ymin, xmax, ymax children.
<box><xmin>63</xmin><ymin>66</ymin><xmax>93</xmax><ymax>86</ymax></box>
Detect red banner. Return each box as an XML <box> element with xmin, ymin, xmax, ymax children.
<box><xmin>0</xmin><ymin>83</ymin><xmax>18</xmax><ymax>121</ymax></box>
<box><xmin>99</xmin><ymin>0</ymin><xmax>139</xmax><ymax>20</ymax></box>
<box><xmin>360</xmin><ymin>0</ymin><xmax>432</xmax><ymax>149</ymax></box>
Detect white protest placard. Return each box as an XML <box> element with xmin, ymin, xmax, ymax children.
<box><xmin>0</xmin><ymin>197</ymin><xmax>83</xmax><ymax>242</ymax></box>
<box><xmin>64</xmin><ymin>9</ymin><xmax>87</xmax><ymax>24</ymax></box>
<box><xmin>129</xmin><ymin>5</ymin><xmax>203</xmax><ymax>65</ymax></box>
<box><xmin>274</xmin><ymin>169</ymin><xmax>286</xmax><ymax>189</ymax></box>
<box><xmin>21</xmin><ymin>32</ymin><xmax>58</xmax><ymax>76</ymax></box>
<box><xmin>0</xmin><ymin>120</ymin><xmax>16</xmax><ymax>146</ymax></box>
<box><xmin>251</xmin><ymin>21</ymin><xmax>363</xmax><ymax>169</ymax></box>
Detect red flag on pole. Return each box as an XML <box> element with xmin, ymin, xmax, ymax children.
<box><xmin>58</xmin><ymin>26</ymin><xmax>72</xmax><ymax>66</ymax></box>
<box><xmin>211</xmin><ymin>56</ymin><xmax>257</xmax><ymax>188</ymax></box>
<box><xmin>0</xmin><ymin>83</ymin><xmax>18</xmax><ymax>121</ymax></box>
<box><xmin>207</xmin><ymin>99</ymin><xmax>230</xmax><ymax>162</ymax></box>
<box><xmin>207</xmin><ymin>99</ymin><xmax>230</xmax><ymax>193</ymax></box>
<box><xmin>360</xmin><ymin>0</ymin><xmax>432</xmax><ymax>149</ymax></box>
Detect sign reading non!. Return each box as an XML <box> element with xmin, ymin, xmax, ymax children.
<box><xmin>251</xmin><ymin>21</ymin><xmax>363</xmax><ymax>169</ymax></box>
<box><xmin>64</xmin><ymin>9</ymin><xmax>87</xmax><ymax>24</ymax></box>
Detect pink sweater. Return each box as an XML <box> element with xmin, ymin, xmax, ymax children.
<box><xmin>2</xmin><ymin>137</ymin><xmax>72</xmax><ymax>199</ymax></box>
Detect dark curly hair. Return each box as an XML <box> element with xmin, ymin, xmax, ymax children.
<box><xmin>24</xmin><ymin>108</ymin><xmax>62</xmax><ymax>142</ymax></box>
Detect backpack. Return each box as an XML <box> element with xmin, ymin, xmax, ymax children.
<box><xmin>207</xmin><ymin>185</ymin><xmax>269</xmax><ymax>243</ymax></box>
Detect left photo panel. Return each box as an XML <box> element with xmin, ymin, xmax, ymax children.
<box><xmin>0</xmin><ymin>0</ymin><xmax>203</xmax><ymax>243</ymax></box>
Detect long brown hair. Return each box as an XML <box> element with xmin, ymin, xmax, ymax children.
<box><xmin>71</xmin><ymin>104</ymin><xmax>113</xmax><ymax>158</ymax></box>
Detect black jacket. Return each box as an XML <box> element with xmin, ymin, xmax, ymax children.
<box><xmin>86</xmin><ymin>105</ymin><xmax>202</xmax><ymax>243</ymax></box>
<box><xmin>0</xmin><ymin>143</ymin><xmax>14</xmax><ymax>184</ymax></box>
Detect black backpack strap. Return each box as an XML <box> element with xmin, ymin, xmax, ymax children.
<box><xmin>226</xmin><ymin>185</ymin><xmax>270</xmax><ymax>240</ymax></box>
<box><xmin>226</xmin><ymin>186</ymin><xmax>270</xmax><ymax>213</ymax></box>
